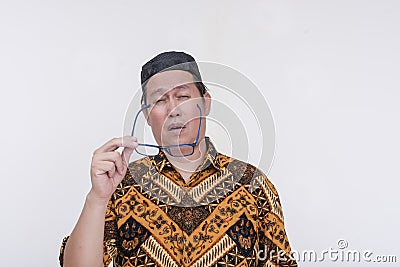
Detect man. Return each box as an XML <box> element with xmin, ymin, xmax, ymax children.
<box><xmin>59</xmin><ymin>51</ymin><xmax>297</xmax><ymax>267</ymax></box>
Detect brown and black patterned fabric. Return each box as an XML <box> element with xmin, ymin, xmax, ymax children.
<box><xmin>59</xmin><ymin>137</ymin><xmax>297</xmax><ymax>267</ymax></box>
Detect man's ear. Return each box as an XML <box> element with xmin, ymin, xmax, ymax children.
<box><xmin>203</xmin><ymin>92</ymin><xmax>211</xmax><ymax>116</ymax></box>
<box><xmin>142</xmin><ymin>104</ymin><xmax>151</xmax><ymax>126</ymax></box>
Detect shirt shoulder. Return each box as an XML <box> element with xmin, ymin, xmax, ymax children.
<box><xmin>218</xmin><ymin>153</ymin><xmax>279</xmax><ymax>192</ymax></box>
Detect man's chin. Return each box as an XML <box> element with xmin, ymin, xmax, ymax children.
<box><xmin>161</xmin><ymin>135</ymin><xmax>193</xmax><ymax>146</ymax></box>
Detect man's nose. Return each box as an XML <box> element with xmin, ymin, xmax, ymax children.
<box><xmin>167</xmin><ymin>99</ymin><xmax>181</xmax><ymax>117</ymax></box>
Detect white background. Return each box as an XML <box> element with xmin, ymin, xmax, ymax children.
<box><xmin>1</xmin><ymin>1</ymin><xmax>399</xmax><ymax>266</ymax></box>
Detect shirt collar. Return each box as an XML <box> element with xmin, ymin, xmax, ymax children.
<box><xmin>151</xmin><ymin>136</ymin><xmax>222</xmax><ymax>173</ymax></box>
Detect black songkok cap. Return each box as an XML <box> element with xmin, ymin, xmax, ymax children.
<box><xmin>141</xmin><ymin>51</ymin><xmax>203</xmax><ymax>87</ymax></box>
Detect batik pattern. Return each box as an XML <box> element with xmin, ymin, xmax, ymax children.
<box><xmin>59</xmin><ymin>137</ymin><xmax>297</xmax><ymax>267</ymax></box>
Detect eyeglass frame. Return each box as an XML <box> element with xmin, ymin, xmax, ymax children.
<box><xmin>131</xmin><ymin>103</ymin><xmax>203</xmax><ymax>157</ymax></box>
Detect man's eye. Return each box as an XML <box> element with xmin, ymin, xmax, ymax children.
<box><xmin>155</xmin><ymin>99</ymin><xmax>166</xmax><ymax>103</ymax></box>
<box><xmin>178</xmin><ymin>96</ymin><xmax>190</xmax><ymax>99</ymax></box>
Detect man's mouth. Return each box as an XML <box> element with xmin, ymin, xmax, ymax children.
<box><xmin>168</xmin><ymin>123</ymin><xmax>186</xmax><ymax>131</ymax></box>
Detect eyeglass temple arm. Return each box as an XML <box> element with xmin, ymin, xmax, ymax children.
<box><xmin>131</xmin><ymin>104</ymin><xmax>151</xmax><ymax>137</ymax></box>
<box><xmin>194</xmin><ymin>104</ymin><xmax>202</xmax><ymax>144</ymax></box>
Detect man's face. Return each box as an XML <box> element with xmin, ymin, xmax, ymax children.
<box><xmin>144</xmin><ymin>70</ymin><xmax>210</xmax><ymax>149</ymax></box>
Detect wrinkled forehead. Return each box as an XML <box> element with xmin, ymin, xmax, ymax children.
<box><xmin>145</xmin><ymin>70</ymin><xmax>195</xmax><ymax>96</ymax></box>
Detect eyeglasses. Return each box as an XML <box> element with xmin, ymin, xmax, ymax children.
<box><xmin>131</xmin><ymin>103</ymin><xmax>203</xmax><ymax>157</ymax></box>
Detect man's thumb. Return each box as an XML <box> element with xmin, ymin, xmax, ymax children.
<box><xmin>122</xmin><ymin>147</ymin><xmax>134</xmax><ymax>166</ymax></box>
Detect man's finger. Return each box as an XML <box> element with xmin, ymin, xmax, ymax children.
<box><xmin>94</xmin><ymin>152</ymin><xmax>124</xmax><ymax>176</ymax></box>
<box><xmin>94</xmin><ymin>161</ymin><xmax>115</xmax><ymax>176</ymax></box>
<box><xmin>114</xmin><ymin>155</ymin><xmax>124</xmax><ymax>175</ymax></box>
<box><xmin>93</xmin><ymin>152</ymin><xmax>121</xmax><ymax>164</ymax></box>
<box><xmin>107</xmin><ymin>165</ymin><xmax>116</xmax><ymax>178</ymax></box>
<box><xmin>122</xmin><ymin>147</ymin><xmax>135</xmax><ymax>166</ymax></box>
<box><xmin>94</xmin><ymin>136</ymin><xmax>137</xmax><ymax>154</ymax></box>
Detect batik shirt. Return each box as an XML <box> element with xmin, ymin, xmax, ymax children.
<box><xmin>59</xmin><ymin>137</ymin><xmax>297</xmax><ymax>267</ymax></box>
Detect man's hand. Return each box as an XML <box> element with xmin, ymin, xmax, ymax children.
<box><xmin>89</xmin><ymin>136</ymin><xmax>138</xmax><ymax>202</ymax></box>
<box><xmin>63</xmin><ymin>136</ymin><xmax>137</xmax><ymax>267</ymax></box>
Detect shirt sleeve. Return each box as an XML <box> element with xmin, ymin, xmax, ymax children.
<box><xmin>58</xmin><ymin>236</ymin><xmax>69</xmax><ymax>266</ymax></box>
<box><xmin>254</xmin><ymin>171</ymin><xmax>297</xmax><ymax>267</ymax></box>
<box><xmin>58</xmin><ymin>197</ymin><xmax>118</xmax><ymax>267</ymax></box>
<box><xmin>103</xmin><ymin>196</ymin><xmax>118</xmax><ymax>266</ymax></box>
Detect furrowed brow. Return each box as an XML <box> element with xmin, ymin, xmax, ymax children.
<box><xmin>174</xmin><ymin>84</ymin><xmax>191</xmax><ymax>91</ymax></box>
<box><xmin>150</xmin><ymin>88</ymin><xmax>167</xmax><ymax>98</ymax></box>
<box><xmin>150</xmin><ymin>84</ymin><xmax>190</xmax><ymax>98</ymax></box>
